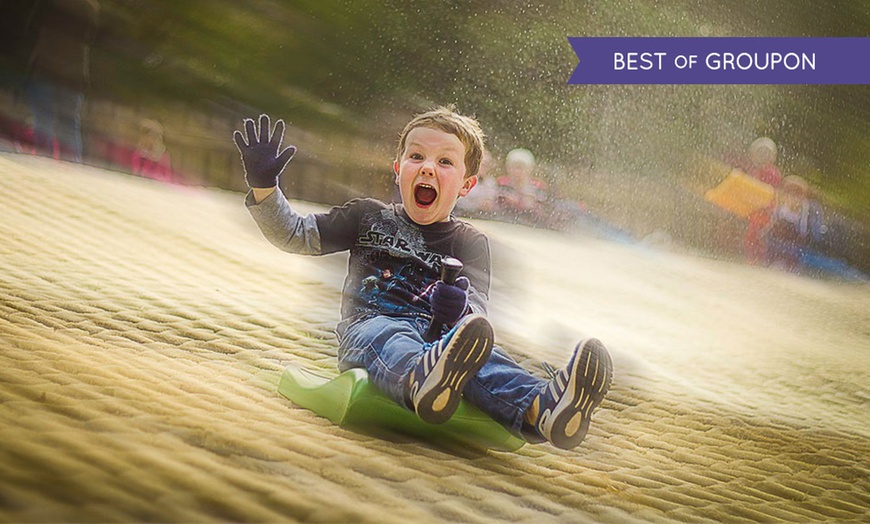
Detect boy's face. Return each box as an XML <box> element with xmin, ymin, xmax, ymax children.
<box><xmin>395</xmin><ymin>126</ymin><xmax>477</xmax><ymax>225</ymax></box>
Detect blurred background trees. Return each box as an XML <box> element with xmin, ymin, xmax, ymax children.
<box><xmin>1</xmin><ymin>0</ymin><xmax>868</xmax><ymax>270</ymax></box>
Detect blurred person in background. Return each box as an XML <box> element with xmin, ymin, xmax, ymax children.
<box><xmin>131</xmin><ymin>118</ymin><xmax>174</xmax><ymax>183</ymax></box>
<box><xmin>495</xmin><ymin>148</ymin><xmax>550</xmax><ymax>226</ymax></box>
<box><xmin>762</xmin><ymin>175</ymin><xmax>825</xmax><ymax>272</ymax></box>
<box><xmin>25</xmin><ymin>0</ymin><xmax>99</xmax><ymax>163</ymax></box>
<box><xmin>742</xmin><ymin>137</ymin><xmax>782</xmax><ymax>264</ymax></box>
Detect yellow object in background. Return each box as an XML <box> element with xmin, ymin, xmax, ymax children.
<box><xmin>705</xmin><ymin>169</ymin><xmax>775</xmax><ymax>218</ymax></box>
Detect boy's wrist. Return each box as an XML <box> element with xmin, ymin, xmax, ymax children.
<box><xmin>252</xmin><ymin>186</ymin><xmax>277</xmax><ymax>204</ymax></box>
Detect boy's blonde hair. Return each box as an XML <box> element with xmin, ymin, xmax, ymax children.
<box><xmin>396</xmin><ymin>105</ymin><xmax>486</xmax><ymax>178</ymax></box>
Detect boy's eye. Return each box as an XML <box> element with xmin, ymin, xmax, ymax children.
<box><xmin>439</xmin><ymin>158</ymin><xmax>453</xmax><ymax>166</ymax></box>
<box><xmin>410</xmin><ymin>153</ymin><xmax>423</xmax><ymax>160</ymax></box>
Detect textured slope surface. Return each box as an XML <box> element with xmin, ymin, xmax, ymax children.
<box><xmin>1</xmin><ymin>153</ymin><xmax>868</xmax><ymax>522</ymax></box>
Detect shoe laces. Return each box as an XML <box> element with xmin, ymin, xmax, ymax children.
<box><xmin>541</xmin><ymin>361</ymin><xmax>558</xmax><ymax>381</ymax></box>
<box><xmin>541</xmin><ymin>360</ymin><xmax>571</xmax><ymax>401</ymax></box>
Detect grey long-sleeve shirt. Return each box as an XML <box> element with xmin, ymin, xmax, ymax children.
<box><xmin>246</xmin><ymin>190</ymin><xmax>491</xmax><ymax>323</ymax></box>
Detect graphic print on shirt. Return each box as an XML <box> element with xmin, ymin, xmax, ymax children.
<box><xmin>351</xmin><ymin>208</ymin><xmax>441</xmax><ymax>318</ymax></box>
<box><xmin>357</xmin><ymin>209</ymin><xmax>444</xmax><ymax>268</ymax></box>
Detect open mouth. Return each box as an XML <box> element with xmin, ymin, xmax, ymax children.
<box><xmin>414</xmin><ymin>183</ymin><xmax>438</xmax><ymax>207</ymax></box>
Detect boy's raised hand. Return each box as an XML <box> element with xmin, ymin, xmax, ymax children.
<box><xmin>429</xmin><ymin>276</ymin><xmax>470</xmax><ymax>326</ymax></box>
<box><xmin>233</xmin><ymin>114</ymin><xmax>297</xmax><ymax>188</ymax></box>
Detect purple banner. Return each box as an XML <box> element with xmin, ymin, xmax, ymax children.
<box><xmin>567</xmin><ymin>37</ymin><xmax>870</xmax><ymax>85</ymax></box>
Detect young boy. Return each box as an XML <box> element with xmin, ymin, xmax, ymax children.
<box><xmin>234</xmin><ymin>108</ymin><xmax>612</xmax><ymax>449</ymax></box>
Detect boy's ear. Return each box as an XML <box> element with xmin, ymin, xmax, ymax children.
<box><xmin>458</xmin><ymin>176</ymin><xmax>478</xmax><ymax>197</ymax></box>
<box><xmin>393</xmin><ymin>160</ymin><xmax>400</xmax><ymax>184</ymax></box>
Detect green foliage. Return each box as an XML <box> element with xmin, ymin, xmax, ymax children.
<box><xmin>64</xmin><ymin>0</ymin><xmax>870</xmax><ymax>222</ymax></box>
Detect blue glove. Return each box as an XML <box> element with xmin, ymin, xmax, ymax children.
<box><xmin>233</xmin><ymin>114</ymin><xmax>297</xmax><ymax>189</ymax></box>
<box><xmin>429</xmin><ymin>276</ymin><xmax>470</xmax><ymax>326</ymax></box>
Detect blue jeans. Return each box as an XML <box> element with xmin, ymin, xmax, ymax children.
<box><xmin>336</xmin><ymin>315</ymin><xmax>545</xmax><ymax>436</ymax></box>
<box><xmin>27</xmin><ymin>79</ymin><xmax>84</xmax><ymax>162</ymax></box>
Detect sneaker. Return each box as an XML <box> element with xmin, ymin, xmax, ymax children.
<box><xmin>408</xmin><ymin>314</ymin><xmax>494</xmax><ymax>424</ymax></box>
<box><xmin>530</xmin><ymin>338</ymin><xmax>613</xmax><ymax>449</ymax></box>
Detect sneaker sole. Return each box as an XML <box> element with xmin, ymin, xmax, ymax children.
<box><xmin>544</xmin><ymin>338</ymin><xmax>613</xmax><ymax>449</ymax></box>
<box><xmin>413</xmin><ymin>316</ymin><xmax>494</xmax><ymax>424</ymax></box>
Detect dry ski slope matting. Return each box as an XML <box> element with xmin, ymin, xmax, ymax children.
<box><xmin>1</xmin><ymin>153</ymin><xmax>869</xmax><ymax>522</ymax></box>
